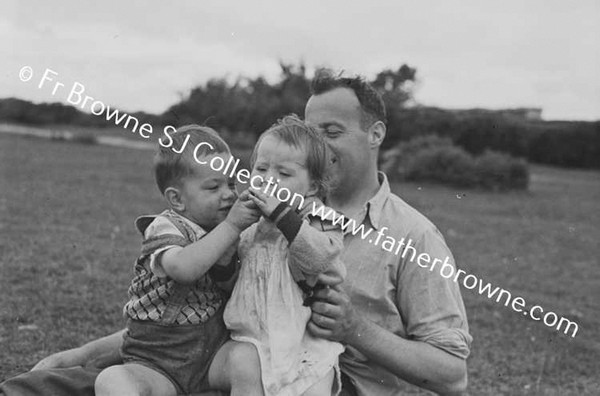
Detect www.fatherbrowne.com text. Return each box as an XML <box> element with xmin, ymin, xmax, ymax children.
<box><xmin>19</xmin><ymin>66</ymin><xmax>581</xmax><ymax>338</ymax></box>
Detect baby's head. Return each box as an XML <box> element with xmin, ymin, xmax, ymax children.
<box><xmin>250</xmin><ymin>114</ymin><xmax>333</xmax><ymax>203</ymax></box>
<box><xmin>154</xmin><ymin>125</ymin><xmax>236</xmax><ymax>230</ymax></box>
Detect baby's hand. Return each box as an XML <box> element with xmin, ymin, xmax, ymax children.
<box><xmin>225</xmin><ymin>192</ymin><xmax>261</xmax><ymax>232</ymax></box>
<box><xmin>248</xmin><ymin>187</ymin><xmax>281</xmax><ymax>217</ymax></box>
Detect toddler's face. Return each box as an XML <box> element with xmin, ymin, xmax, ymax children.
<box><xmin>179</xmin><ymin>153</ymin><xmax>236</xmax><ymax>230</ymax></box>
<box><xmin>251</xmin><ymin>135</ymin><xmax>316</xmax><ymax>198</ymax></box>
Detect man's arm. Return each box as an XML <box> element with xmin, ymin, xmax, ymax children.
<box><xmin>308</xmin><ymin>284</ymin><xmax>467</xmax><ymax>395</ymax></box>
<box><xmin>31</xmin><ymin>329</ymin><xmax>126</xmax><ymax>371</ymax></box>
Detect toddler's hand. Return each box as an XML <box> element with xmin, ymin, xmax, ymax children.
<box><xmin>225</xmin><ymin>194</ymin><xmax>261</xmax><ymax>232</ymax></box>
<box><xmin>248</xmin><ymin>187</ymin><xmax>281</xmax><ymax>217</ymax></box>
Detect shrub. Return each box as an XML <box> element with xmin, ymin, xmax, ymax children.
<box><xmin>379</xmin><ymin>135</ymin><xmax>452</xmax><ymax>178</ymax></box>
<box><xmin>70</xmin><ymin>132</ymin><xmax>98</xmax><ymax>145</ymax></box>
<box><xmin>404</xmin><ymin>145</ymin><xmax>478</xmax><ymax>187</ymax></box>
<box><xmin>474</xmin><ymin>150</ymin><xmax>529</xmax><ymax>191</ymax></box>
<box><xmin>383</xmin><ymin>135</ymin><xmax>529</xmax><ymax>190</ymax></box>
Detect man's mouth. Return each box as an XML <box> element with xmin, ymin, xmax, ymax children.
<box><xmin>219</xmin><ymin>205</ymin><xmax>232</xmax><ymax>212</ymax></box>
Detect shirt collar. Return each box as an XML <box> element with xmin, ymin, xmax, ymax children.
<box><xmin>166</xmin><ymin>209</ymin><xmax>208</xmax><ymax>240</ymax></box>
<box><xmin>364</xmin><ymin>172</ymin><xmax>391</xmax><ymax>230</ymax></box>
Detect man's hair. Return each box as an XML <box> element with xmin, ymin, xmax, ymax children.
<box><xmin>154</xmin><ymin>124</ymin><xmax>230</xmax><ymax>194</ymax></box>
<box><xmin>250</xmin><ymin>114</ymin><xmax>333</xmax><ymax>198</ymax></box>
<box><xmin>311</xmin><ymin>68</ymin><xmax>387</xmax><ymax>129</ymax></box>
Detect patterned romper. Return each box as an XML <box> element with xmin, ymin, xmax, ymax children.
<box><xmin>121</xmin><ymin>209</ymin><xmax>235</xmax><ymax>394</ymax></box>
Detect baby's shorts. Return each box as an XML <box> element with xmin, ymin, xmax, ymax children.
<box><xmin>121</xmin><ymin>310</ymin><xmax>229</xmax><ymax>395</ymax></box>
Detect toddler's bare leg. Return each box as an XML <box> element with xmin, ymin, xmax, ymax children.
<box><xmin>208</xmin><ymin>340</ymin><xmax>264</xmax><ymax>396</ymax></box>
<box><xmin>95</xmin><ymin>363</ymin><xmax>177</xmax><ymax>396</ymax></box>
<box><xmin>301</xmin><ymin>368</ymin><xmax>335</xmax><ymax>396</ymax></box>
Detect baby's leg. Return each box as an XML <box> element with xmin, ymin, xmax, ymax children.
<box><xmin>95</xmin><ymin>363</ymin><xmax>177</xmax><ymax>396</ymax></box>
<box><xmin>208</xmin><ymin>340</ymin><xmax>264</xmax><ymax>396</ymax></box>
<box><xmin>301</xmin><ymin>368</ymin><xmax>335</xmax><ymax>396</ymax></box>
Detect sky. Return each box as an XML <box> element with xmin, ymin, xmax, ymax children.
<box><xmin>2</xmin><ymin>0</ymin><xmax>599</xmax><ymax>121</ymax></box>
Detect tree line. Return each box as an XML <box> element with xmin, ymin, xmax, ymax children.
<box><xmin>1</xmin><ymin>62</ymin><xmax>598</xmax><ymax>169</ymax></box>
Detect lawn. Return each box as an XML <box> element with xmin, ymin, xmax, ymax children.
<box><xmin>1</xmin><ymin>131</ymin><xmax>599</xmax><ymax>395</ymax></box>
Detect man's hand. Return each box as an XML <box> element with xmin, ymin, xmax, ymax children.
<box><xmin>307</xmin><ymin>273</ymin><xmax>361</xmax><ymax>343</ymax></box>
<box><xmin>31</xmin><ymin>330</ymin><xmax>126</xmax><ymax>371</ymax></box>
<box><xmin>248</xmin><ymin>187</ymin><xmax>281</xmax><ymax>217</ymax></box>
<box><xmin>224</xmin><ymin>190</ymin><xmax>261</xmax><ymax>232</ymax></box>
<box><xmin>31</xmin><ymin>348</ymin><xmax>87</xmax><ymax>371</ymax></box>
<box><xmin>308</xmin><ymin>274</ymin><xmax>469</xmax><ymax>395</ymax></box>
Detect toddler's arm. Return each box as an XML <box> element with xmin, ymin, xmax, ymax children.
<box><xmin>161</xmin><ymin>193</ymin><xmax>259</xmax><ymax>284</ymax></box>
<box><xmin>249</xmin><ymin>189</ymin><xmax>344</xmax><ymax>282</ymax></box>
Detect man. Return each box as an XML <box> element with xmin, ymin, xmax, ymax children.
<box><xmin>303</xmin><ymin>71</ymin><xmax>471</xmax><ymax>395</ymax></box>
<box><xmin>0</xmin><ymin>70</ymin><xmax>471</xmax><ymax>395</ymax></box>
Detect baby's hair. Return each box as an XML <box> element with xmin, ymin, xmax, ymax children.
<box><xmin>154</xmin><ymin>124</ymin><xmax>230</xmax><ymax>194</ymax></box>
<box><xmin>250</xmin><ymin>114</ymin><xmax>334</xmax><ymax>198</ymax></box>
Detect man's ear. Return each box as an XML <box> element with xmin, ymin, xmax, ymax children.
<box><xmin>368</xmin><ymin>121</ymin><xmax>386</xmax><ymax>149</ymax></box>
<box><xmin>306</xmin><ymin>181</ymin><xmax>319</xmax><ymax>198</ymax></box>
<box><xmin>164</xmin><ymin>186</ymin><xmax>185</xmax><ymax>211</ymax></box>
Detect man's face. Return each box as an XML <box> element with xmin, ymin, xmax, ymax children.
<box><xmin>305</xmin><ymin>87</ymin><xmax>371</xmax><ymax>190</ymax></box>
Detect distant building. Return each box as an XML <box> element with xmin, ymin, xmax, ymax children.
<box><xmin>444</xmin><ymin>107</ymin><xmax>543</xmax><ymax>121</ymax></box>
<box><xmin>497</xmin><ymin>108</ymin><xmax>543</xmax><ymax>121</ymax></box>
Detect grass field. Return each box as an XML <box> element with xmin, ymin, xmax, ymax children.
<box><xmin>1</xmin><ymin>131</ymin><xmax>599</xmax><ymax>395</ymax></box>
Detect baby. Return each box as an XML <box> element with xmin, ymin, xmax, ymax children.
<box><xmin>211</xmin><ymin>115</ymin><xmax>346</xmax><ymax>395</ymax></box>
<box><xmin>94</xmin><ymin>125</ymin><xmax>260</xmax><ymax>396</ymax></box>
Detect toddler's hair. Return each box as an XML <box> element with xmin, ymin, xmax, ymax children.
<box><xmin>154</xmin><ymin>124</ymin><xmax>230</xmax><ymax>194</ymax></box>
<box><xmin>250</xmin><ymin>114</ymin><xmax>334</xmax><ymax>198</ymax></box>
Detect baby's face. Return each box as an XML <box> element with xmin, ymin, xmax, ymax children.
<box><xmin>179</xmin><ymin>153</ymin><xmax>236</xmax><ymax>230</ymax></box>
<box><xmin>251</xmin><ymin>135</ymin><xmax>316</xmax><ymax>198</ymax></box>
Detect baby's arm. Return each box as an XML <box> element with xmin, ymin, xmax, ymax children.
<box><xmin>285</xmin><ymin>207</ymin><xmax>345</xmax><ymax>282</ymax></box>
<box><xmin>249</xmin><ymin>189</ymin><xmax>344</xmax><ymax>281</ymax></box>
<box><xmin>161</xmin><ymin>194</ymin><xmax>259</xmax><ymax>284</ymax></box>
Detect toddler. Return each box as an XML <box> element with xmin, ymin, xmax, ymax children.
<box><xmin>210</xmin><ymin>115</ymin><xmax>346</xmax><ymax>396</ymax></box>
<box><xmin>94</xmin><ymin>125</ymin><xmax>260</xmax><ymax>396</ymax></box>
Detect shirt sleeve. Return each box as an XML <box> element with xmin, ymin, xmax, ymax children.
<box><xmin>396</xmin><ymin>225</ymin><xmax>473</xmax><ymax>359</ymax></box>
<box><xmin>287</xmin><ymin>207</ymin><xmax>346</xmax><ymax>284</ymax></box>
<box><xmin>141</xmin><ymin>216</ymin><xmax>189</xmax><ymax>278</ymax></box>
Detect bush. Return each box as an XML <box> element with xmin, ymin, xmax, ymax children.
<box><xmin>379</xmin><ymin>135</ymin><xmax>452</xmax><ymax>178</ymax></box>
<box><xmin>69</xmin><ymin>132</ymin><xmax>98</xmax><ymax>145</ymax></box>
<box><xmin>404</xmin><ymin>145</ymin><xmax>478</xmax><ymax>187</ymax></box>
<box><xmin>383</xmin><ymin>135</ymin><xmax>529</xmax><ymax>191</ymax></box>
<box><xmin>474</xmin><ymin>150</ymin><xmax>529</xmax><ymax>191</ymax></box>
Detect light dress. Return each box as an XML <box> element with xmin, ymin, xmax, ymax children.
<box><xmin>224</xmin><ymin>214</ymin><xmax>345</xmax><ymax>396</ymax></box>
